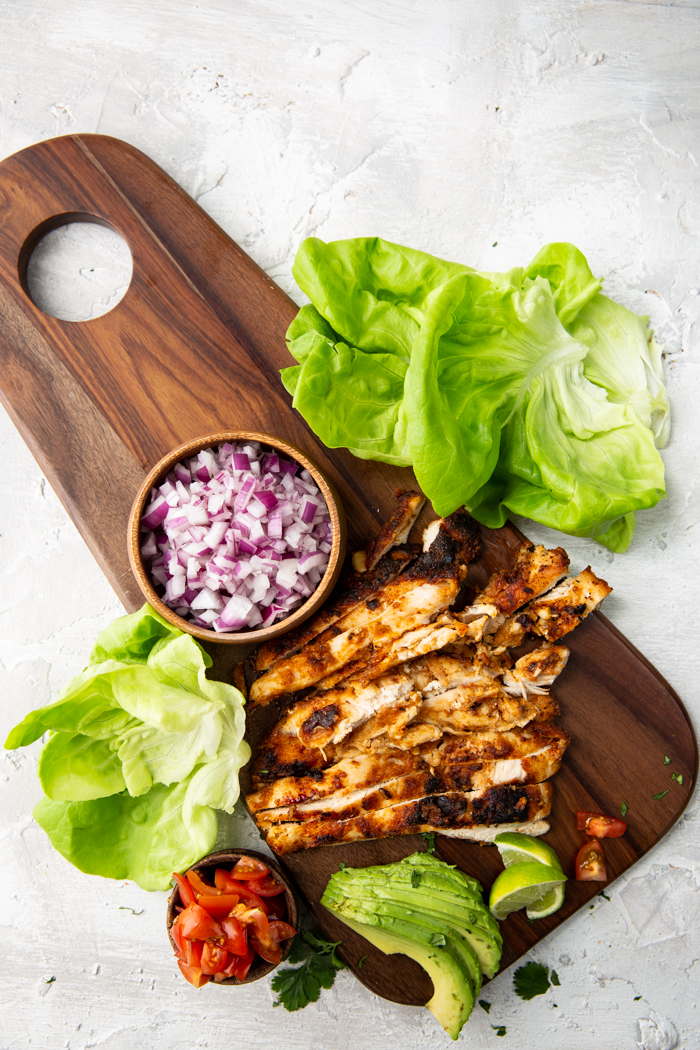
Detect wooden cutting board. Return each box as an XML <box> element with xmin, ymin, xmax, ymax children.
<box><xmin>0</xmin><ymin>134</ymin><xmax>696</xmax><ymax>1005</ymax></box>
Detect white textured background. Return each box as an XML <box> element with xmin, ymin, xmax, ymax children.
<box><xmin>2</xmin><ymin>2</ymin><xmax>700</xmax><ymax>1048</ymax></box>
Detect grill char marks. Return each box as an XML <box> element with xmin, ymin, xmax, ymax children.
<box><xmin>253</xmin><ymin>545</ymin><xmax>420</xmax><ymax>673</ymax></box>
<box><xmin>248</xmin><ymin>512</ymin><xmax>482</xmax><ymax>707</ymax></box>
<box><xmin>363</xmin><ymin>491</ymin><xmax>426</xmax><ymax>571</ymax></box>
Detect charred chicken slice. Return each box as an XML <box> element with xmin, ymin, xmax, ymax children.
<box><xmin>360</xmin><ymin>490</ymin><xmax>426</xmax><ymax>572</ymax></box>
<box><xmin>527</xmin><ymin>568</ymin><xmax>613</xmax><ymax>641</ymax></box>
<box><xmin>254</xmin><ymin>545</ymin><xmax>419</xmax><ymax>672</ymax></box>
<box><xmin>264</xmin><ymin>782</ymin><xmax>553</xmax><ymax>853</ymax></box>
<box><xmin>248</xmin><ymin>511</ymin><xmax>481</xmax><ymax>706</ymax></box>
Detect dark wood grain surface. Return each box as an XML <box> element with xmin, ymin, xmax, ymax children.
<box><xmin>0</xmin><ymin>134</ymin><xmax>695</xmax><ymax>1007</ymax></box>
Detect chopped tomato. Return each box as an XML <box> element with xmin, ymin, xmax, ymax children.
<box><xmin>249</xmin><ymin>929</ymin><xmax>282</xmax><ymax>966</ymax></box>
<box><xmin>214</xmin><ymin>868</ymin><xmax>239</xmax><ymax>893</ymax></box>
<box><xmin>178</xmin><ymin>902</ymin><xmax>224</xmax><ymax>942</ymax></box>
<box><xmin>247</xmin><ymin>873</ymin><xmax>285</xmax><ymax>897</ymax></box>
<box><xmin>222</xmin><ymin>878</ymin><xmax>266</xmax><ymax>910</ymax></box>
<box><xmin>221</xmin><ymin>916</ymin><xmax>248</xmax><ymax>956</ymax></box>
<box><xmin>576</xmin><ymin>811</ymin><xmax>627</xmax><ymax>838</ymax></box>
<box><xmin>220</xmin><ymin>945</ymin><xmax>255</xmax><ymax>981</ymax></box>
<box><xmin>185</xmin><ymin>938</ymin><xmax>204</xmax><ymax>969</ymax></box>
<box><xmin>197</xmin><ymin>894</ymin><xmax>239</xmax><ymax>920</ymax></box>
<box><xmin>172</xmin><ymin>871</ymin><xmax>198</xmax><ymax>907</ymax></box>
<box><xmin>267</xmin><ymin>920</ymin><xmax>297</xmax><ymax>943</ymax></box>
<box><xmin>231</xmin><ymin>856</ymin><xmax>270</xmax><ymax>880</ymax></box>
<box><xmin>178</xmin><ymin>959</ymin><xmax>210</xmax><ymax>987</ymax></box>
<box><xmin>170</xmin><ymin>921</ymin><xmax>187</xmax><ymax>957</ymax></box>
<box><xmin>201</xmin><ymin>941</ymin><xmax>229</xmax><ymax>975</ymax></box>
<box><xmin>264</xmin><ymin>895</ymin><xmax>287</xmax><ymax>921</ymax></box>
<box><xmin>575</xmin><ymin>837</ymin><xmax>607</xmax><ymax>881</ymax></box>
<box><xmin>231</xmin><ymin>903</ymin><xmax>269</xmax><ymax>937</ymax></box>
<box><xmin>185</xmin><ymin>869</ymin><xmax>219</xmax><ymax>897</ymax></box>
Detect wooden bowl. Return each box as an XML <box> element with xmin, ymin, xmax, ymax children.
<box><xmin>166</xmin><ymin>848</ymin><xmax>299</xmax><ymax>986</ymax></box>
<box><xmin>128</xmin><ymin>431</ymin><xmax>346</xmax><ymax>644</ymax></box>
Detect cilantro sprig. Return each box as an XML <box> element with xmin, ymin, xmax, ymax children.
<box><xmin>271</xmin><ymin>929</ymin><xmax>345</xmax><ymax>1011</ymax></box>
<box><xmin>514</xmin><ymin>961</ymin><xmax>557</xmax><ymax>1000</ymax></box>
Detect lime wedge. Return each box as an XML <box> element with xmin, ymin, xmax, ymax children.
<box><xmin>493</xmin><ymin>832</ymin><xmax>563</xmax><ymax>872</ymax></box>
<box><xmin>525</xmin><ymin>882</ymin><xmax>566</xmax><ymax>920</ymax></box>
<box><xmin>489</xmin><ymin>861</ymin><xmax>567</xmax><ymax>921</ymax></box>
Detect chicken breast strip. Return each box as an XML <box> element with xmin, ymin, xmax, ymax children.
<box><xmin>248</xmin><ymin>512</ymin><xmax>481</xmax><ymax>706</ymax></box>
<box><xmin>359</xmin><ymin>490</ymin><xmax>426</xmax><ymax>572</ymax></box>
<box><xmin>265</xmin><ymin>782</ymin><xmax>553</xmax><ymax>854</ymax></box>
<box><xmin>254</xmin><ymin>545</ymin><xmax>419</xmax><ymax>672</ymax></box>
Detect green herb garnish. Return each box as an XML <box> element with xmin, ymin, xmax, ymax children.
<box><xmin>514</xmin><ymin>961</ymin><xmax>551</xmax><ymax>1000</ymax></box>
<box><xmin>420</xmin><ymin>832</ymin><xmax>436</xmax><ymax>854</ymax></box>
<box><xmin>653</xmin><ymin>790</ymin><xmax>669</xmax><ymax>800</ymax></box>
<box><xmin>620</xmin><ymin>801</ymin><xmax>628</xmax><ymax>817</ymax></box>
<box><xmin>338</xmin><ymin>862</ymin><xmax>346</xmax><ymax>871</ymax></box>
<box><xmin>430</xmin><ymin>932</ymin><xmax>447</xmax><ymax>947</ymax></box>
<box><xmin>358</xmin><ymin>955</ymin><xmax>367</xmax><ymax>969</ymax></box>
<box><xmin>45</xmin><ymin>976</ymin><xmax>56</xmax><ymax>984</ymax></box>
<box><xmin>598</xmin><ymin>891</ymin><xmax>610</xmax><ymax>901</ymax></box>
<box><xmin>119</xmin><ymin>906</ymin><xmax>144</xmax><ymax>915</ymax></box>
<box><xmin>664</xmin><ymin>755</ymin><xmax>671</xmax><ymax>765</ymax></box>
<box><xmin>551</xmin><ymin>970</ymin><xmax>560</xmax><ymax>986</ymax></box>
<box><xmin>492</xmin><ymin>1025</ymin><xmax>507</xmax><ymax>1037</ymax></box>
<box><xmin>634</xmin><ymin>995</ymin><xmax>642</xmax><ymax>1001</ymax></box>
<box><xmin>271</xmin><ymin>930</ymin><xmax>345</xmax><ymax>1012</ymax></box>
<box><xmin>479</xmin><ymin>1000</ymin><xmax>491</xmax><ymax>1013</ymax></box>
<box><xmin>411</xmin><ymin>870</ymin><xmax>422</xmax><ymax>888</ymax></box>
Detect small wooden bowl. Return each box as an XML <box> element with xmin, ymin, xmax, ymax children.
<box><xmin>128</xmin><ymin>431</ymin><xmax>346</xmax><ymax>644</ymax></box>
<box><xmin>166</xmin><ymin>848</ymin><xmax>299</xmax><ymax>986</ymax></box>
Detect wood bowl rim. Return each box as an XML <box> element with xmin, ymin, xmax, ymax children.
<box><xmin>128</xmin><ymin>430</ymin><xmax>346</xmax><ymax>644</ymax></box>
<box><xmin>166</xmin><ymin>847</ymin><xmax>299</xmax><ymax>986</ymax></box>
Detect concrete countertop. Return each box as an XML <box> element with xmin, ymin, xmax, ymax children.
<box><xmin>1</xmin><ymin>2</ymin><xmax>699</xmax><ymax>1048</ymax></box>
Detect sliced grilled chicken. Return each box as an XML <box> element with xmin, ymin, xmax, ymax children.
<box><xmin>460</xmin><ymin>543</ymin><xmax>570</xmax><ymax>638</ymax></box>
<box><xmin>265</xmin><ymin>782</ymin><xmax>553</xmax><ymax>854</ymax></box>
<box><xmin>419</xmin><ymin>687</ymin><xmax>559</xmax><ymax>733</ymax></box>
<box><xmin>253</xmin><ymin>545</ymin><xmax>419</xmax><ymax>672</ymax></box>
<box><xmin>363</xmin><ymin>491</ymin><xmax>426</xmax><ymax>570</ymax></box>
<box><xmin>502</xmin><ymin>645</ymin><xmax>570</xmax><ymax>697</ymax></box>
<box><xmin>252</xmin><ymin>724</ymin><xmax>569</xmax><ymax>829</ymax></box>
<box><xmin>438</xmin><ymin>819</ymin><xmax>550</xmax><ymax>842</ymax></box>
<box><xmin>248</xmin><ymin>512</ymin><xmax>481</xmax><ymax>706</ymax></box>
<box><xmin>527</xmin><ymin>568</ymin><xmax>612</xmax><ymax>641</ymax></box>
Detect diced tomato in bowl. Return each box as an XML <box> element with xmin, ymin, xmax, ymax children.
<box><xmin>166</xmin><ymin>848</ymin><xmax>298</xmax><ymax>988</ymax></box>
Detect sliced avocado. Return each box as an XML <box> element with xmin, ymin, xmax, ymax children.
<box><xmin>344</xmin><ymin>899</ymin><xmax>483</xmax><ymax>997</ymax></box>
<box><xmin>353</xmin><ymin>882</ymin><xmax>502</xmax><ymax>943</ymax></box>
<box><xmin>331</xmin><ymin>911</ymin><xmax>476</xmax><ymax>1040</ymax></box>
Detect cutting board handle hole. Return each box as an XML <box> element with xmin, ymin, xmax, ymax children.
<box><xmin>19</xmin><ymin>213</ymin><xmax>132</xmax><ymax>322</ymax></box>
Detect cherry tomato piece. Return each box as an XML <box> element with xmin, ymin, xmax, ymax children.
<box><xmin>178</xmin><ymin>902</ymin><xmax>225</xmax><ymax>942</ymax></box>
<box><xmin>172</xmin><ymin>872</ymin><xmax>198</xmax><ymax>907</ymax></box>
<box><xmin>575</xmin><ymin>811</ymin><xmax>627</xmax><ymax>838</ymax></box>
<box><xmin>221</xmin><ymin>945</ymin><xmax>255</xmax><ymax>981</ymax></box>
<box><xmin>214</xmin><ymin>868</ymin><xmax>238</xmax><ymax>893</ymax></box>
<box><xmin>170</xmin><ymin>921</ymin><xmax>187</xmax><ymax>957</ymax></box>
<box><xmin>221</xmin><ymin>916</ymin><xmax>248</xmax><ymax>956</ymax></box>
<box><xmin>264</xmin><ymin>895</ymin><xmax>287</xmax><ymax>921</ymax></box>
<box><xmin>178</xmin><ymin>959</ymin><xmax>210</xmax><ymax>987</ymax></box>
<box><xmin>186</xmin><ymin>869</ymin><xmax>219</xmax><ymax>897</ymax></box>
<box><xmin>196</xmin><ymin>894</ymin><xmax>239</xmax><ymax>920</ymax></box>
<box><xmin>249</xmin><ymin>928</ymin><xmax>282</xmax><ymax>966</ymax></box>
<box><xmin>221</xmin><ymin>878</ymin><xmax>266</xmax><ymax>911</ymax></box>
<box><xmin>231</xmin><ymin>857</ymin><xmax>270</xmax><ymax>880</ymax></box>
<box><xmin>575</xmin><ymin>837</ymin><xmax>607</xmax><ymax>881</ymax></box>
<box><xmin>231</xmin><ymin>903</ymin><xmax>269</xmax><ymax>937</ymax></box>
<box><xmin>201</xmin><ymin>941</ymin><xmax>229</xmax><ymax>975</ymax></box>
<box><xmin>248</xmin><ymin>873</ymin><xmax>286</xmax><ymax>897</ymax></box>
<box><xmin>185</xmin><ymin>938</ymin><xmax>204</xmax><ymax>969</ymax></box>
<box><xmin>268</xmin><ymin>920</ymin><xmax>297</xmax><ymax>943</ymax></box>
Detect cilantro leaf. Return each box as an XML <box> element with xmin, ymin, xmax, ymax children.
<box><xmin>358</xmin><ymin>955</ymin><xmax>367</xmax><ymax>969</ymax></box>
<box><xmin>677</xmin><ymin>774</ymin><xmax>684</xmax><ymax>786</ymax></box>
<box><xmin>271</xmin><ymin>929</ymin><xmax>345</xmax><ymax>1011</ymax></box>
<box><xmin>514</xmin><ymin>961</ymin><xmax>551</xmax><ymax>1000</ymax></box>
<box><xmin>420</xmin><ymin>832</ymin><xmax>436</xmax><ymax>854</ymax></box>
<box><xmin>479</xmin><ymin>1000</ymin><xmax>491</xmax><ymax>1013</ymax></box>
<box><xmin>550</xmin><ymin>969</ymin><xmax>560</xmax><ymax>986</ymax></box>
<box><xmin>652</xmin><ymin>790</ymin><xmax>669</xmax><ymax>800</ymax></box>
<box><xmin>411</xmin><ymin>870</ymin><xmax>422</xmax><ymax>888</ymax></box>
<box><xmin>492</xmin><ymin>1025</ymin><xmax>507</xmax><ymax>1036</ymax></box>
<box><xmin>664</xmin><ymin>755</ymin><xmax>671</xmax><ymax>765</ymax></box>
<box><xmin>620</xmin><ymin>801</ymin><xmax>628</xmax><ymax>817</ymax></box>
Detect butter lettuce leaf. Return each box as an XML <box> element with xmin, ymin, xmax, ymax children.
<box><xmin>283</xmin><ymin>237</ymin><xmax>669</xmax><ymax>551</ymax></box>
<box><xmin>38</xmin><ymin>732</ymin><xmax>126</xmax><ymax>801</ymax></box>
<box><xmin>33</xmin><ymin>777</ymin><xmax>217</xmax><ymax>891</ymax></box>
<box><xmin>5</xmin><ymin>604</ymin><xmax>248</xmax><ymax>891</ymax></box>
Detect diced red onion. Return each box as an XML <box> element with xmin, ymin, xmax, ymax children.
<box><xmin>140</xmin><ymin>442</ymin><xmax>331</xmax><ymax>631</ymax></box>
